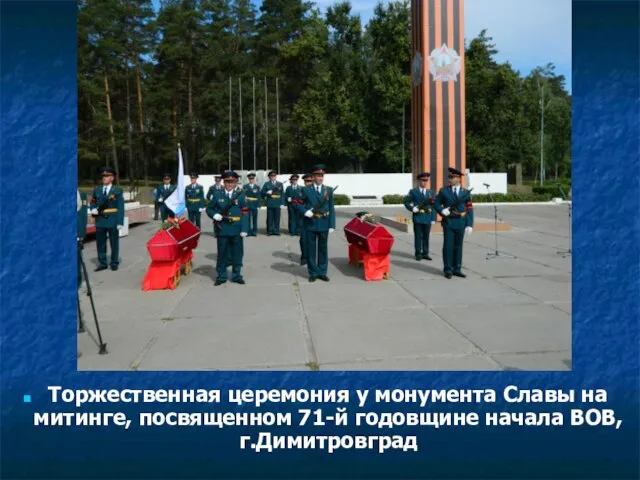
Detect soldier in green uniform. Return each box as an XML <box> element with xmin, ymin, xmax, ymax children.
<box><xmin>206</xmin><ymin>175</ymin><xmax>223</xmax><ymax>202</ymax></box>
<box><xmin>243</xmin><ymin>172</ymin><xmax>261</xmax><ymax>236</ymax></box>
<box><xmin>185</xmin><ymin>172</ymin><xmax>205</xmax><ymax>228</ymax></box>
<box><xmin>157</xmin><ymin>173</ymin><xmax>176</xmax><ymax>221</ymax></box>
<box><xmin>206</xmin><ymin>170</ymin><xmax>249</xmax><ymax>286</ymax></box>
<box><xmin>77</xmin><ymin>189</ymin><xmax>88</xmax><ymax>288</ymax></box>
<box><xmin>297</xmin><ymin>173</ymin><xmax>314</xmax><ymax>265</ymax></box>
<box><xmin>404</xmin><ymin>172</ymin><xmax>437</xmax><ymax>261</ymax></box>
<box><xmin>301</xmin><ymin>164</ymin><xmax>336</xmax><ymax>282</ymax></box>
<box><xmin>285</xmin><ymin>174</ymin><xmax>303</xmax><ymax>236</ymax></box>
<box><xmin>434</xmin><ymin>167</ymin><xmax>474</xmax><ymax>279</ymax></box>
<box><xmin>261</xmin><ymin>170</ymin><xmax>284</xmax><ymax>235</ymax></box>
<box><xmin>89</xmin><ymin>167</ymin><xmax>125</xmax><ymax>272</ymax></box>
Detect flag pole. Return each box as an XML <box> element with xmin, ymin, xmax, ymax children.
<box><xmin>239</xmin><ymin>77</ymin><xmax>244</xmax><ymax>174</ymax></box>
<box><xmin>253</xmin><ymin>76</ymin><xmax>256</xmax><ymax>172</ymax></box>
<box><xmin>276</xmin><ymin>77</ymin><xmax>280</xmax><ymax>174</ymax></box>
<box><xmin>228</xmin><ymin>77</ymin><xmax>232</xmax><ymax>170</ymax></box>
<box><xmin>264</xmin><ymin>77</ymin><xmax>268</xmax><ymax>171</ymax></box>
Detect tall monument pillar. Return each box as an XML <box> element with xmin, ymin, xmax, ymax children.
<box><xmin>411</xmin><ymin>0</ymin><xmax>465</xmax><ymax>192</ymax></box>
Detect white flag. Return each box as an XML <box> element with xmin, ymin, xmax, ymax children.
<box><xmin>164</xmin><ymin>145</ymin><xmax>186</xmax><ymax>216</ymax></box>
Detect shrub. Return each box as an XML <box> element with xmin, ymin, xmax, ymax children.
<box><xmin>333</xmin><ymin>194</ymin><xmax>350</xmax><ymax>205</ymax></box>
<box><xmin>471</xmin><ymin>192</ymin><xmax>554</xmax><ymax>202</ymax></box>
<box><xmin>382</xmin><ymin>194</ymin><xmax>406</xmax><ymax>205</ymax></box>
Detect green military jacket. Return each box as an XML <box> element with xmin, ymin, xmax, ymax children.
<box><xmin>404</xmin><ymin>187</ymin><xmax>437</xmax><ymax>224</ymax></box>
<box><xmin>90</xmin><ymin>185</ymin><xmax>125</xmax><ymax>229</ymax></box>
<box><xmin>206</xmin><ymin>188</ymin><xmax>249</xmax><ymax>237</ymax></box>
<box><xmin>185</xmin><ymin>183</ymin><xmax>205</xmax><ymax>211</ymax></box>
<box><xmin>243</xmin><ymin>183</ymin><xmax>262</xmax><ymax>209</ymax></box>
<box><xmin>434</xmin><ymin>186</ymin><xmax>474</xmax><ymax>230</ymax></box>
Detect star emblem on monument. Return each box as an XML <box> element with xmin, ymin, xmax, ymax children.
<box><xmin>428</xmin><ymin>43</ymin><xmax>461</xmax><ymax>82</ymax></box>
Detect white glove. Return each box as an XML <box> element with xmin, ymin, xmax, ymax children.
<box><xmin>240</xmin><ymin>232</ymin><xmax>248</xmax><ymax>238</ymax></box>
<box><xmin>213</xmin><ymin>213</ymin><xmax>222</xmax><ymax>222</ymax></box>
<box><xmin>329</xmin><ymin>228</ymin><xmax>335</xmax><ymax>234</ymax></box>
<box><xmin>465</xmin><ymin>226</ymin><xmax>473</xmax><ymax>235</ymax></box>
<box><xmin>117</xmin><ymin>225</ymin><xmax>123</xmax><ymax>230</ymax></box>
<box><xmin>304</xmin><ymin>210</ymin><xmax>313</xmax><ymax>218</ymax></box>
<box><xmin>90</xmin><ymin>208</ymin><xmax>98</xmax><ymax>215</ymax></box>
<box><xmin>158</xmin><ymin>198</ymin><xmax>164</xmax><ymax>203</ymax></box>
<box><xmin>267</xmin><ymin>190</ymin><xmax>273</xmax><ymax>195</ymax></box>
<box><xmin>412</xmin><ymin>206</ymin><xmax>419</xmax><ymax>213</ymax></box>
<box><xmin>287</xmin><ymin>197</ymin><xmax>292</xmax><ymax>202</ymax></box>
<box><xmin>431</xmin><ymin>221</ymin><xmax>436</xmax><ymax>225</ymax></box>
<box><xmin>199</xmin><ymin>208</ymin><xmax>205</xmax><ymax>212</ymax></box>
<box><xmin>441</xmin><ymin>207</ymin><xmax>450</xmax><ymax>216</ymax></box>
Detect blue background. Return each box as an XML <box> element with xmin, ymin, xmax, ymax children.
<box><xmin>1</xmin><ymin>0</ymin><xmax>638</xmax><ymax>478</ymax></box>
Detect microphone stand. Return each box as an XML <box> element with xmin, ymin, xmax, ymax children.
<box><xmin>78</xmin><ymin>240</ymin><xmax>108</xmax><ymax>354</ymax></box>
<box><xmin>485</xmin><ymin>184</ymin><xmax>516</xmax><ymax>260</ymax></box>
<box><xmin>556</xmin><ymin>185</ymin><xmax>572</xmax><ymax>258</ymax></box>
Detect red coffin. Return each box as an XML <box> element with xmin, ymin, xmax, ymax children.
<box><xmin>147</xmin><ymin>219</ymin><xmax>201</xmax><ymax>262</ymax></box>
<box><xmin>344</xmin><ymin>218</ymin><xmax>395</xmax><ymax>255</ymax></box>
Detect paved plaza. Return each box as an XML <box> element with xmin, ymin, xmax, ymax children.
<box><xmin>78</xmin><ymin>204</ymin><xmax>572</xmax><ymax>371</ymax></box>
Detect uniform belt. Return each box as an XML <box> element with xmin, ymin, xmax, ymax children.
<box><xmin>313</xmin><ymin>212</ymin><xmax>330</xmax><ymax>218</ymax></box>
<box><xmin>246</xmin><ymin>197</ymin><xmax>258</xmax><ymax>200</ymax></box>
<box><xmin>228</xmin><ymin>216</ymin><xmax>241</xmax><ymax>222</ymax></box>
<box><xmin>187</xmin><ymin>198</ymin><xmax>200</xmax><ymax>202</ymax></box>
<box><xmin>449</xmin><ymin>212</ymin><xmax>466</xmax><ymax>218</ymax></box>
<box><xmin>292</xmin><ymin>199</ymin><xmax>304</xmax><ymax>204</ymax></box>
<box><xmin>417</xmin><ymin>208</ymin><xmax>432</xmax><ymax>213</ymax></box>
<box><xmin>270</xmin><ymin>195</ymin><xmax>281</xmax><ymax>199</ymax></box>
<box><xmin>102</xmin><ymin>208</ymin><xmax>118</xmax><ymax>213</ymax></box>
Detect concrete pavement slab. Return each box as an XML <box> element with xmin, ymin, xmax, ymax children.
<box><xmin>307</xmin><ymin>307</ymin><xmax>478</xmax><ymax>364</ymax></box>
<box><xmin>137</xmin><ymin>313</ymin><xmax>309</xmax><ymax>370</ymax></box>
<box><xmin>432</xmin><ymin>304</ymin><xmax>571</xmax><ymax>355</ymax></box>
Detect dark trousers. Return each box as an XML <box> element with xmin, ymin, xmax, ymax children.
<box><xmin>299</xmin><ymin>227</ymin><xmax>307</xmax><ymax>263</ymax></box>
<box><xmin>96</xmin><ymin>227</ymin><xmax>119</xmax><ymax>268</ymax></box>
<box><xmin>413</xmin><ymin>222</ymin><xmax>432</xmax><ymax>257</ymax></box>
<box><xmin>248</xmin><ymin>208</ymin><xmax>258</xmax><ymax>235</ymax></box>
<box><xmin>154</xmin><ymin>201</ymin><xmax>160</xmax><ymax>220</ymax></box>
<box><xmin>442</xmin><ymin>226</ymin><xmax>465</xmax><ymax>273</ymax></box>
<box><xmin>160</xmin><ymin>204</ymin><xmax>170</xmax><ymax>221</ymax></box>
<box><xmin>216</xmin><ymin>236</ymin><xmax>244</xmax><ymax>281</ymax></box>
<box><xmin>287</xmin><ymin>206</ymin><xmax>300</xmax><ymax>235</ymax></box>
<box><xmin>266</xmin><ymin>207</ymin><xmax>281</xmax><ymax>234</ymax></box>
<box><xmin>188</xmin><ymin>210</ymin><xmax>201</xmax><ymax>229</ymax></box>
<box><xmin>306</xmin><ymin>230</ymin><xmax>329</xmax><ymax>278</ymax></box>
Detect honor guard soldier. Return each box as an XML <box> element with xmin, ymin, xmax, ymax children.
<box><xmin>261</xmin><ymin>170</ymin><xmax>284</xmax><ymax>235</ymax></box>
<box><xmin>297</xmin><ymin>173</ymin><xmax>314</xmax><ymax>265</ymax></box>
<box><xmin>185</xmin><ymin>173</ymin><xmax>205</xmax><ymax>228</ymax></box>
<box><xmin>77</xmin><ymin>190</ymin><xmax>88</xmax><ymax>288</ymax></box>
<box><xmin>285</xmin><ymin>174</ymin><xmax>303</xmax><ymax>236</ymax></box>
<box><xmin>404</xmin><ymin>172</ymin><xmax>437</xmax><ymax>261</ymax></box>
<box><xmin>434</xmin><ymin>167</ymin><xmax>474</xmax><ymax>279</ymax></box>
<box><xmin>89</xmin><ymin>167</ymin><xmax>125</xmax><ymax>271</ymax></box>
<box><xmin>206</xmin><ymin>170</ymin><xmax>249</xmax><ymax>285</ymax></box>
<box><xmin>243</xmin><ymin>172</ymin><xmax>261</xmax><ymax>236</ymax></box>
<box><xmin>206</xmin><ymin>175</ymin><xmax>223</xmax><ymax>201</ymax></box>
<box><xmin>157</xmin><ymin>174</ymin><xmax>176</xmax><ymax>221</ymax></box>
<box><xmin>301</xmin><ymin>164</ymin><xmax>336</xmax><ymax>282</ymax></box>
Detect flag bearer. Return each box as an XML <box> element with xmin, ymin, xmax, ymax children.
<box><xmin>157</xmin><ymin>173</ymin><xmax>176</xmax><ymax>221</ymax></box>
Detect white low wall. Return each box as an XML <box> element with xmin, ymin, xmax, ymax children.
<box><xmin>182</xmin><ymin>171</ymin><xmax>508</xmax><ymax>197</ymax></box>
